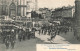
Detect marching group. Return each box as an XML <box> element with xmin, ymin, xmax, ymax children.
<box><xmin>0</xmin><ymin>30</ymin><xmax>16</xmax><ymax>49</ymax></box>
<box><xmin>0</xmin><ymin>24</ymin><xmax>73</xmax><ymax>49</ymax></box>
<box><xmin>38</xmin><ymin>25</ymin><xmax>73</xmax><ymax>42</ymax></box>
<box><xmin>17</xmin><ymin>28</ymin><xmax>36</xmax><ymax>42</ymax></box>
<box><xmin>0</xmin><ymin>28</ymin><xmax>36</xmax><ymax>49</ymax></box>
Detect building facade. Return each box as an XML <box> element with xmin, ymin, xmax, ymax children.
<box><xmin>17</xmin><ymin>0</ymin><xmax>37</xmax><ymax>17</ymax></box>
<box><xmin>0</xmin><ymin>0</ymin><xmax>37</xmax><ymax>18</ymax></box>
<box><xmin>9</xmin><ymin>1</ymin><xmax>16</xmax><ymax>17</ymax></box>
<box><xmin>51</xmin><ymin>6</ymin><xmax>75</xmax><ymax>26</ymax></box>
<box><xmin>75</xmin><ymin>0</ymin><xmax>80</xmax><ymax>40</ymax></box>
<box><xmin>52</xmin><ymin>6</ymin><xmax>75</xmax><ymax>21</ymax></box>
<box><xmin>39</xmin><ymin>8</ymin><xmax>52</xmax><ymax>19</ymax></box>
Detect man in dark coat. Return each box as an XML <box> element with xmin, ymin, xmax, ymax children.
<box><xmin>50</xmin><ymin>31</ymin><xmax>56</xmax><ymax>43</ymax></box>
<box><xmin>5</xmin><ymin>36</ymin><xmax>10</xmax><ymax>49</ymax></box>
<box><xmin>18</xmin><ymin>34</ymin><xmax>22</xmax><ymax>41</ymax></box>
<box><xmin>27</xmin><ymin>31</ymin><xmax>31</xmax><ymax>40</ymax></box>
<box><xmin>18</xmin><ymin>30</ymin><xmax>22</xmax><ymax>42</ymax></box>
<box><xmin>10</xmin><ymin>37</ymin><xmax>15</xmax><ymax>49</ymax></box>
<box><xmin>22</xmin><ymin>31</ymin><xmax>26</xmax><ymax>40</ymax></box>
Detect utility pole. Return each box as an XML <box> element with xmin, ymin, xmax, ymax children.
<box><xmin>75</xmin><ymin>0</ymin><xmax>80</xmax><ymax>40</ymax></box>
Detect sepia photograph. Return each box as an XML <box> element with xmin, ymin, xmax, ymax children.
<box><xmin>0</xmin><ymin>0</ymin><xmax>80</xmax><ymax>51</ymax></box>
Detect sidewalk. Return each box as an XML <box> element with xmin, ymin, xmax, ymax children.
<box><xmin>59</xmin><ymin>31</ymin><xmax>80</xmax><ymax>44</ymax></box>
<box><xmin>35</xmin><ymin>31</ymin><xmax>80</xmax><ymax>44</ymax></box>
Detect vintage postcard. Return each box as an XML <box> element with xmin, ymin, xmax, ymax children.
<box><xmin>0</xmin><ymin>0</ymin><xmax>80</xmax><ymax>51</ymax></box>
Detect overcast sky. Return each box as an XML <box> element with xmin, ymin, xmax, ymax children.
<box><xmin>37</xmin><ymin>0</ymin><xmax>75</xmax><ymax>9</ymax></box>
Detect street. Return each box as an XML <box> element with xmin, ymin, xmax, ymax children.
<box><xmin>0</xmin><ymin>30</ymin><xmax>80</xmax><ymax>51</ymax></box>
<box><xmin>0</xmin><ymin>35</ymin><xmax>36</xmax><ymax>51</ymax></box>
<box><xmin>0</xmin><ymin>0</ymin><xmax>80</xmax><ymax>51</ymax></box>
<box><xmin>35</xmin><ymin>31</ymin><xmax>80</xmax><ymax>44</ymax></box>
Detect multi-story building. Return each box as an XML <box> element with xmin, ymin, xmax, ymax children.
<box><xmin>39</xmin><ymin>8</ymin><xmax>52</xmax><ymax>19</ymax></box>
<box><xmin>52</xmin><ymin>6</ymin><xmax>75</xmax><ymax>20</ymax></box>
<box><xmin>52</xmin><ymin>6</ymin><xmax>75</xmax><ymax>26</ymax></box>
<box><xmin>62</xmin><ymin>6</ymin><xmax>75</xmax><ymax>18</ymax></box>
<box><xmin>0</xmin><ymin>0</ymin><xmax>17</xmax><ymax>16</ymax></box>
<box><xmin>17</xmin><ymin>0</ymin><xmax>27</xmax><ymax>16</ymax></box>
<box><xmin>0</xmin><ymin>0</ymin><xmax>37</xmax><ymax>18</ymax></box>
<box><xmin>17</xmin><ymin>0</ymin><xmax>37</xmax><ymax>17</ymax></box>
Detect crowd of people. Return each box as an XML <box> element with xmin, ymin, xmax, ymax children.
<box><xmin>17</xmin><ymin>28</ymin><xmax>36</xmax><ymax>42</ymax></box>
<box><xmin>37</xmin><ymin>24</ymin><xmax>73</xmax><ymax>42</ymax></box>
<box><xmin>38</xmin><ymin>25</ymin><xmax>57</xmax><ymax>41</ymax></box>
<box><xmin>0</xmin><ymin>29</ymin><xmax>16</xmax><ymax>49</ymax></box>
<box><xmin>0</xmin><ymin>27</ymin><xmax>36</xmax><ymax>49</ymax></box>
<box><xmin>0</xmin><ymin>23</ymin><xmax>73</xmax><ymax>49</ymax></box>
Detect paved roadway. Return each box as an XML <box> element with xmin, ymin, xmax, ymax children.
<box><xmin>35</xmin><ymin>31</ymin><xmax>80</xmax><ymax>44</ymax></box>
<box><xmin>0</xmin><ymin>34</ymin><xmax>43</xmax><ymax>51</ymax></box>
<box><xmin>0</xmin><ymin>31</ymin><xmax>80</xmax><ymax>51</ymax></box>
